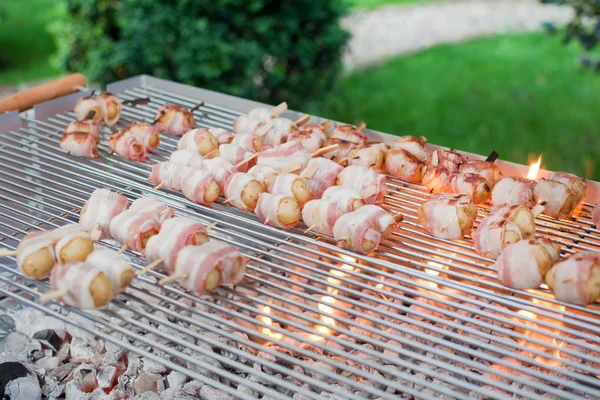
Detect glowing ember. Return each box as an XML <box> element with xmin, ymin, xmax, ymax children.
<box><xmin>516</xmin><ymin>303</ymin><xmax>565</xmax><ymax>368</ymax></box>
<box><xmin>339</xmin><ymin>254</ymin><xmax>357</xmax><ymax>263</ymax></box>
<box><xmin>259</xmin><ymin>306</ymin><xmax>283</xmax><ymax>341</ymax></box>
<box><xmin>327</xmin><ymin>259</ymin><xmax>356</xmax><ymax>294</ymax></box>
<box><xmin>527</xmin><ymin>155</ymin><xmax>542</xmax><ymax>181</ymax></box>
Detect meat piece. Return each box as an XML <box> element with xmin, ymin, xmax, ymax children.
<box><xmin>248</xmin><ymin>165</ymin><xmax>279</xmax><ymax>189</ymax></box>
<box><xmin>129</xmin><ymin>197</ymin><xmax>175</xmax><ymax>225</ymax></box>
<box><xmin>422</xmin><ymin>166</ymin><xmax>491</xmax><ymax>204</ymax></box>
<box><xmin>257</xmin><ymin>140</ymin><xmax>311</xmax><ymax>173</ymax></box>
<box><xmin>255</xmin><ymin>193</ymin><xmax>301</xmax><ymax>229</ymax></box>
<box><xmin>149</xmin><ymin>162</ymin><xmax>188</xmax><ymax>191</ymax></box>
<box><xmin>267</xmin><ymin>173</ymin><xmax>311</xmax><ymax>207</ymax></box>
<box><xmin>248</xmin><ymin>107</ymin><xmax>277</xmax><ymax>121</ymax></box>
<box><xmin>224</xmin><ymin>172</ymin><xmax>265</xmax><ymax>211</ymax></box>
<box><xmin>79</xmin><ymin>189</ymin><xmax>129</xmax><ymax>240</ymax></box>
<box><xmin>109</xmin><ymin>208</ymin><xmax>161</xmax><ymax>252</ymax></box>
<box><xmin>299</xmin><ymin>158</ymin><xmax>344</xmax><ymax>199</ymax></box>
<box><xmin>145</xmin><ymin>217</ymin><xmax>210</xmax><ymax>272</ymax></box>
<box><xmin>233</xmin><ymin>116</ymin><xmax>265</xmax><ymax>136</ymax></box>
<box><xmin>302</xmin><ymin>199</ymin><xmax>342</xmax><ymax>236</ymax></box>
<box><xmin>86</xmin><ymin>248</ymin><xmax>135</xmax><ymax>294</ymax></box>
<box><xmin>392</xmin><ymin>136</ymin><xmax>428</xmax><ymax>161</ymax></box>
<box><xmin>108</xmin><ymin>130</ymin><xmax>146</xmax><ymax>162</ymax></box>
<box><xmin>123</xmin><ymin>122</ymin><xmax>160</xmax><ymax>150</ymax></box>
<box><xmin>218</xmin><ymin>144</ymin><xmax>254</xmax><ymax>172</ymax></box>
<box><xmin>417</xmin><ymin>193</ymin><xmax>477</xmax><ymax>240</ymax></box>
<box><xmin>336</xmin><ymin>165</ymin><xmax>387</xmax><ymax>205</ymax></box>
<box><xmin>534</xmin><ymin>179</ymin><xmax>576</xmax><ymax>219</ymax></box>
<box><xmin>333</xmin><ymin>205</ymin><xmax>397</xmax><ymax>254</ymax></box>
<box><xmin>211</xmin><ymin>128</ymin><xmax>234</xmax><ymax>144</ymax></box>
<box><xmin>427</xmin><ymin>149</ymin><xmax>463</xmax><ymax>173</ymax></box>
<box><xmin>231</xmin><ymin>134</ymin><xmax>264</xmax><ymax>153</ymax></box>
<box><xmin>287</xmin><ymin>124</ymin><xmax>327</xmax><ymax>154</ymax></box>
<box><xmin>494</xmin><ymin>238</ymin><xmax>560</xmax><ymax>290</ymax></box>
<box><xmin>97</xmin><ymin>92</ymin><xmax>122</xmax><ymax>126</ymax></box>
<box><xmin>173</xmin><ymin>242</ymin><xmax>247</xmax><ymax>294</ymax></box>
<box><xmin>154</xmin><ymin>104</ymin><xmax>195</xmax><ymax>136</ymax></box>
<box><xmin>169</xmin><ymin>149</ymin><xmax>204</xmax><ymax>168</ymax></box>
<box><xmin>261</xmin><ymin>118</ymin><xmax>297</xmax><ymax>146</ymax></box>
<box><xmin>74</xmin><ymin>95</ymin><xmax>103</xmax><ymax>122</ymax></box>
<box><xmin>385</xmin><ymin>148</ymin><xmax>426</xmax><ymax>183</ymax></box>
<box><xmin>203</xmin><ymin>157</ymin><xmax>237</xmax><ymax>191</ymax></box>
<box><xmin>49</xmin><ymin>262</ymin><xmax>113</xmax><ymax>309</ymax></box>
<box><xmin>491</xmin><ymin>177</ymin><xmax>536</xmax><ymax>208</ymax></box>
<box><xmin>548</xmin><ymin>172</ymin><xmax>587</xmax><ymax>205</ymax></box>
<box><xmin>546</xmin><ymin>251</ymin><xmax>600</xmax><ymax>305</ymax></box>
<box><xmin>473</xmin><ymin>204</ymin><xmax>536</xmax><ymax>259</ymax></box>
<box><xmin>319</xmin><ymin>138</ymin><xmax>358</xmax><ymax>163</ymax></box>
<box><xmin>593</xmin><ymin>203</ymin><xmax>600</xmax><ymax>228</ymax></box>
<box><xmin>321</xmin><ymin>187</ymin><xmax>364</xmax><ymax>213</ymax></box>
<box><xmin>180</xmin><ymin>167</ymin><xmax>220</xmax><ymax>205</ymax></box>
<box><xmin>459</xmin><ymin>160</ymin><xmax>503</xmax><ymax>189</ymax></box>
<box><xmin>177</xmin><ymin>128</ymin><xmax>219</xmax><ymax>156</ymax></box>
<box><xmin>64</xmin><ymin>120</ymin><xmax>100</xmax><ymax>143</ymax></box>
<box><xmin>347</xmin><ymin>146</ymin><xmax>386</xmax><ymax>170</ymax></box>
<box><xmin>330</xmin><ymin>125</ymin><xmax>367</xmax><ymax>146</ymax></box>
<box><xmin>60</xmin><ymin>132</ymin><xmax>98</xmax><ymax>158</ymax></box>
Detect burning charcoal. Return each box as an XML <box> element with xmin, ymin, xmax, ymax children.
<box><xmin>4</xmin><ymin>332</ymin><xmax>42</xmax><ymax>363</ymax></box>
<box><xmin>469</xmin><ymin>385</ymin><xmax>512</xmax><ymax>399</ymax></box>
<box><xmin>484</xmin><ymin>357</ymin><xmax>522</xmax><ymax>385</ymax></box>
<box><xmin>70</xmin><ymin>337</ymin><xmax>95</xmax><ymax>362</ymax></box>
<box><xmin>97</xmin><ymin>366</ymin><xmax>117</xmax><ymax>391</ymax></box>
<box><xmin>236</xmin><ymin>383</ymin><xmax>258</xmax><ymax>397</ymax></box>
<box><xmin>35</xmin><ymin>356</ymin><xmax>59</xmax><ymax>372</ymax></box>
<box><xmin>199</xmin><ymin>385</ymin><xmax>233</xmax><ymax>400</ymax></box>
<box><xmin>0</xmin><ymin>361</ymin><xmax>40</xmax><ymax>400</ymax></box>
<box><xmin>348</xmin><ymin>317</ymin><xmax>375</xmax><ymax>338</ymax></box>
<box><xmin>32</xmin><ymin>329</ymin><xmax>65</xmax><ymax>352</ymax></box>
<box><xmin>136</xmin><ymin>393</ymin><xmax>162</xmax><ymax>400</ymax></box>
<box><xmin>64</xmin><ymin>380</ymin><xmax>89</xmax><ymax>400</ymax></box>
<box><xmin>308</xmin><ymin>361</ymin><xmax>337</xmax><ymax>382</ymax></box>
<box><xmin>133</xmin><ymin>372</ymin><xmax>161</xmax><ymax>394</ymax></box>
<box><xmin>142</xmin><ymin>357</ymin><xmax>167</xmax><ymax>374</ymax></box>
<box><xmin>182</xmin><ymin>380</ymin><xmax>204</xmax><ymax>396</ymax></box>
<box><xmin>383</xmin><ymin>340</ymin><xmax>403</xmax><ymax>358</ymax></box>
<box><xmin>103</xmin><ymin>335</ymin><xmax>127</xmax><ymax>365</ymax></box>
<box><xmin>14</xmin><ymin>308</ymin><xmax>66</xmax><ymax>338</ymax></box>
<box><xmin>166</xmin><ymin>371</ymin><xmax>187</xmax><ymax>391</ymax></box>
<box><xmin>41</xmin><ymin>375</ymin><xmax>63</xmax><ymax>398</ymax></box>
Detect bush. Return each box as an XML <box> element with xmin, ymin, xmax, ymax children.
<box><xmin>50</xmin><ymin>0</ymin><xmax>350</xmax><ymax>108</ymax></box>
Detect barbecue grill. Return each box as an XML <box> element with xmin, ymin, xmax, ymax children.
<box><xmin>1</xmin><ymin>75</ymin><xmax>599</xmax><ymax>399</ymax></box>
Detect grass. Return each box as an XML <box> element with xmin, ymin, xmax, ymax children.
<box><xmin>314</xmin><ymin>32</ymin><xmax>600</xmax><ymax>180</ymax></box>
<box><xmin>0</xmin><ymin>0</ymin><xmax>58</xmax><ymax>86</ymax></box>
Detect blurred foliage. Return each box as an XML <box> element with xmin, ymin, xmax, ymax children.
<box><xmin>49</xmin><ymin>0</ymin><xmax>350</xmax><ymax>108</ymax></box>
<box><xmin>541</xmin><ymin>0</ymin><xmax>600</xmax><ymax>69</ymax></box>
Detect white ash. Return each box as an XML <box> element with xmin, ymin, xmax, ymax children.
<box><xmin>4</xmin><ymin>375</ymin><xmax>42</xmax><ymax>400</ymax></box>
<box><xmin>14</xmin><ymin>308</ymin><xmax>66</xmax><ymax>337</ymax></box>
<box><xmin>4</xmin><ymin>332</ymin><xmax>42</xmax><ymax>363</ymax></box>
<box><xmin>133</xmin><ymin>392</ymin><xmax>162</xmax><ymax>400</ymax></box>
<box><xmin>199</xmin><ymin>385</ymin><xmax>233</xmax><ymax>400</ymax></box>
<box><xmin>348</xmin><ymin>317</ymin><xmax>375</xmax><ymax>338</ymax></box>
<box><xmin>383</xmin><ymin>340</ymin><xmax>403</xmax><ymax>358</ymax></box>
<box><xmin>469</xmin><ymin>384</ymin><xmax>513</xmax><ymax>400</ymax></box>
<box><xmin>133</xmin><ymin>371</ymin><xmax>161</xmax><ymax>394</ymax></box>
<box><xmin>142</xmin><ymin>357</ymin><xmax>168</xmax><ymax>374</ymax></box>
<box><xmin>35</xmin><ymin>356</ymin><xmax>59</xmax><ymax>371</ymax></box>
<box><xmin>182</xmin><ymin>380</ymin><xmax>204</xmax><ymax>396</ymax></box>
<box><xmin>41</xmin><ymin>374</ymin><xmax>63</xmax><ymax>398</ymax></box>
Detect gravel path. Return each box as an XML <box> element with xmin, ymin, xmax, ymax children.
<box><xmin>342</xmin><ymin>0</ymin><xmax>573</xmax><ymax>70</ymax></box>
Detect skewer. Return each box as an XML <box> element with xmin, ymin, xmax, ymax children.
<box><xmin>136</xmin><ymin>258</ymin><xmax>163</xmax><ymax>277</ymax></box>
<box><xmin>321</xmin><ymin>121</ymin><xmax>333</xmax><ymax>130</ymax></box>
<box><xmin>122</xmin><ymin>98</ymin><xmax>151</xmax><ymax>106</ymax></box>
<box><xmin>90</xmin><ymin>224</ymin><xmax>102</xmax><ymax>241</ymax></box>
<box><xmin>294</xmin><ymin>115</ymin><xmax>310</xmax><ymax>127</ymax></box>
<box><xmin>393</xmin><ymin>213</ymin><xmax>404</xmax><ymax>223</ymax></box>
<box><xmin>234</xmin><ymin>153</ymin><xmax>258</xmax><ymax>168</ymax></box>
<box><xmin>356</xmin><ymin>122</ymin><xmax>366</xmax><ymax>131</ymax></box>
<box><xmin>223</xmin><ymin>197</ymin><xmax>234</xmax><ymax>204</ymax></box>
<box><xmin>85</xmin><ymin>110</ymin><xmax>97</xmax><ymax>120</ymax></box>
<box><xmin>302</xmin><ymin>162</ymin><xmax>319</xmax><ymax>179</ymax></box>
<box><xmin>159</xmin><ymin>272</ymin><xmax>186</xmax><ymax>286</ymax></box>
<box><xmin>485</xmin><ymin>150</ymin><xmax>499</xmax><ymax>163</ymax></box>
<box><xmin>303</xmin><ymin>225</ymin><xmax>316</xmax><ymax>234</ymax></box>
<box><xmin>190</xmin><ymin>102</ymin><xmax>204</xmax><ymax>112</ymax></box>
<box><xmin>311</xmin><ymin>144</ymin><xmax>339</xmax><ymax>158</ymax></box>
<box><xmin>117</xmin><ymin>245</ymin><xmax>128</xmax><ymax>254</ymax></box>
<box><xmin>360</xmin><ymin>186</ymin><xmax>377</xmax><ymax>199</ymax></box>
<box><xmin>205</xmin><ymin>222</ymin><xmax>218</xmax><ymax>231</ymax></box>
<box><xmin>532</xmin><ymin>203</ymin><xmax>546</xmax><ymax>218</ymax></box>
<box><xmin>39</xmin><ymin>288</ymin><xmax>69</xmax><ymax>303</ymax></box>
<box><xmin>0</xmin><ymin>249</ymin><xmax>17</xmax><ymax>257</ymax></box>
<box><xmin>271</xmin><ymin>102</ymin><xmax>288</xmax><ymax>116</ymax></box>
<box><xmin>153</xmin><ymin>182</ymin><xmax>165</xmax><ymax>191</ymax></box>
<box><xmin>204</xmin><ymin>148</ymin><xmax>219</xmax><ymax>159</ymax></box>
<box><xmin>257</xmin><ymin>121</ymin><xmax>274</xmax><ymax>138</ymax></box>
<box><xmin>281</xmin><ymin>161</ymin><xmax>302</xmax><ymax>174</ymax></box>
<box><xmin>264</xmin><ymin>219</ymin><xmax>271</xmax><ymax>225</ymax></box>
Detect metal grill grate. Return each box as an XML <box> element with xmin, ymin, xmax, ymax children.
<box><xmin>1</xmin><ymin>76</ymin><xmax>600</xmax><ymax>399</ymax></box>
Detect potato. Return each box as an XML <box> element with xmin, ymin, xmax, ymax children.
<box><xmin>59</xmin><ymin>237</ymin><xmax>94</xmax><ymax>264</ymax></box>
<box><xmin>510</xmin><ymin>206</ymin><xmax>535</xmax><ymax>239</ymax></box>
<box><xmin>535</xmin><ymin>245</ymin><xmax>556</xmax><ymax>278</ymax></box>
<box><xmin>118</xmin><ymin>268</ymin><xmax>135</xmax><ymax>290</ymax></box>
<box><xmin>205</xmin><ymin>269</ymin><xmax>222</xmax><ymax>291</ymax></box>
<box><xmin>585</xmin><ymin>266</ymin><xmax>600</xmax><ymax>303</ymax></box>
<box><xmin>263</xmin><ymin>172</ymin><xmax>279</xmax><ymax>190</ymax></box>
<box><xmin>241</xmin><ymin>180</ymin><xmax>265</xmax><ymax>210</ymax></box>
<box><xmin>457</xmin><ymin>202</ymin><xmax>478</xmax><ymax>235</ymax></box>
<box><xmin>352</xmin><ymin>198</ymin><xmax>365</xmax><ymax>212</ymax></box>
<box><xmin>291</xmin><ymin>179</ymin><xmax>311</xmax><ymax>207</ymax></box>
<box><xmin>196</xmin><ymin>131</ymin><xmax>219</xmax><ymax>156</ymax></box>
<box><xmin>89</xmin><ymin>273</ymin><xmax>114</xmax><ymax>308</ymax></box>
<box><xmin>417</xmin><ymin>205</ymin><xmax>427</xmax><ymax>232</ymax></box>
<box><xmin>141</xmin><ymin>228</ymin><xmax>160</xmax><ymax>249</ymax></box>
<box><xmin>21</xmin><ymin>247</ymin><xmax>55</xmax><ymax>279</ymax></box>
<box><xmin>278</xmin><ymin>197</ymin><xmax>301</xmax><ymax>226</ymax></box>
<box><xmin>148</xmin><ymin>131</ymin><xmax>160</xmax><ymax>149</ymax></box>
<box><xmin>192</xmin><ymin>231</ymin><xmax>210</xmax><ymax>246</ymax></box>
<box><xmin>106</xmin><ymin>102</ymin><xmax>120</xmax><ymax>121</ymax></box>
<box><xmin>80</xmin><ymin>201</ymin><xmax>88</xmax><ymax>216</ymax></box>
<box><xmin>204</xmin><ymin>180</ymin><xmax>221</xmax><ymax>204</ymax></box>
<box><xmin>362</xmin><ymin>238</ymin><xmax>377</xmax><ymax>253</ymax></box>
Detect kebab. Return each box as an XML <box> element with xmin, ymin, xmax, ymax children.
<box><xmin>231</xmin><ymin>133</ymin><xmax>265</xmax><ymax>153</ymax></box>
<box><xmin>336</xmin><ymin>165</ymin><xmax>387</xmax><ymax>205</ymax></box>
<box><xmin>154</xmin><ymin>103</ymin><xmax>200</xmax><ymax>136</ymax></box>
<box><xmin>459</xmin><ymin>160</ymin><xmax>503</xmax><ymax>190</ymax></box>
<box><xmin>60</xmin><ymin>130</ymin><xmax>99</xmax><ymax>158</ymax></box>
<box><xmin>346</xmin><ymin>146</ymin><xmax>386</xmax><ymax>170</ymax></box>
<box><xmin>330</xmin><ymin>123</ymin><xmax>367</xmax><ymax>146</ymax></box>
<box><xmin>169</xmin><ymin>148</ymin><xmax>205</xmax><ymax>168</ymax></box>
<box><xmin>287</xmin><ymin>123</ymin><xmax>330</xmax><ymax>154</ymax></box>
<box><xmin>150</xmin><ymin>162</ymin><xmax>220</xmax><ymax>205</ymax></box>
<box><xmin>392</xmin><ymin>135</ymin><xmax>428</xmax><ymax>161</ymax></box>
<box><xmin>533</xmin><ymin>179</ymin><xmax>576</xmax><ymax>219</ymax></box>
<box><xmin>158</xmin><ymin>242</ymin><xmax>248</xmax><ymax>294</ymax></box>
<box><xmin>299</xmin><ymin>157</ymin><xmax>344</xmax><ymax>199</ymax></box>
<box><xmin>108</xmin><ymin>129</ymin><xmax>147</xmax><ymax>162</ymax></box>
<box><xmin>267</xmin><ymin>173</ymin><xmax>311</xmax><ymax>207</ymax></box>
<box><xmin>259</xmin><ymin>115</ymin><xmax>311</xmax><ymax>146</ymax></box>
<box><xmin>64</xmin><ymin>120</ymin><xmax>100</xmax><ymax>143</ymax></box>
<box><xmin>74</xmin><ymin>91</ymin><xmax>122</xmax><ymax>127</ymax></box>
<box><xmin>233</xmin><ymin>102</ymin><xmax>287</xmax><ymax>136</ymax></box>
<box><xmin>302</xmin><ymin>199</ymin><xmax>343</xmax><ymax>236</ymax></box>
<box><xmin>385</xmin><ymin>148</ymin><xmax>426</xmax><ymax>183</ymax></box>
<box><xmin>491</xmin><ymin>177</ymin><xmax>536</xmax><ymax>208</ymax></box>
<box><xmin>333</xmin><ymin>205</ymin><xmax>402</xmax><ymax>254</ymax></box>
<box><xmin>119</xmin><ymin>122</ymin><xmax>161</xmax><ymax>151</ymax></box>
<box><xmin>86</xmin><ymin>247</ymin><xmax>135</xmax><ymax>294</ymax></box>
<box><xmin>211</xmin><ymin>143</ymin><xmax>256</xmax><ymax>172</ymax></box>
<box><xmin>421</xmin><ymin>166</ymin><xmax>491</xmax><ymax>204</ymax></box>
<box><xmin>321</xmin><ymin>186</ymin><xmax>365</xmax><ymax>213</ymax></box>
<box><xmin>545</xmin><ymin>251</ymin><xmax>600</xmax><ymax>305</ymax></box>
<box><xmin>203</xmin><ymin>157</ymin><xmax>237</xmax><ymax>191</ymax></box>
<box><xmin>223</xmin><ymin>172</ymin><xmax>265</xmax><ymax>211</ymax></box>
<box><xmin>251</xmin><ymin>140</ymin><xmax>313</xmax><ymax>173</ymax></box>
<box><xmin>593</xmin><ymin>203</ymin><xmax>600</xmax><ymax>228</ymax></box>
<box><xmin>319</xmin><ymin>138</ymin><xmax>358</xmax><ymax>164</ymax></box>
<box><xmin>472</xmin><ymin>204</ymin><xmax>538</xmax><ymax>259</ymax></box>
<box><xmin>177</xmin><ymin>128</ymin><xmax>224</xmax><ymax>156</ymax></box>
<box><xmin>417</xmin><ymin>193</ymin><xmax>477</xmax><ymax>240</ymax></box>
<box><xmin>80</xmin><ymin>188</ymin><xmax>129</xmax><ymax>240</ymax></box>
<box><xmin>248</xmin><ymin>165</ymin><xmax>279</xmax><ymax>190</ymax></box>
<box><xmin>255</xmin><ymin>193</ymin><xmax>302</xmax><ymax>229</ymax></box>
<box><xmin>547</xmin><ymin>172</ymin><xmax>587</xmax><ymax>205</ymax></box>
<box><xmin>494</xmin><ymin>238</ymin><xmax>560</xmax><ymax>290</ymax></box>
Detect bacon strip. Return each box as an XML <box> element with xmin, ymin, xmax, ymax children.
<box><xmin>97</xmin><ymin>92</ymin><xmax>122</xmax><ymax>126</ymax></box>
<box><xmin>109</xmin><ymin>208</ymin><xmax>161</xmax><ymax>252</ymax></box>
<box><xmin>108</xmin><ymin>130</ymin><xmax>146</xmax><ymax>162</ymax></box>
<box><xmin>60</xmin><ymin>132</ymin><xmax>98</xmax><ymax>158</ymax></box>
<box><xmin>385</xmin><ymin>149</ymin><xmax>425</xmax><ymax>183</ymax></box>
<box><xmin>288</xmin><ymin>124</ymin><xmax>327</xmax><ymax>154</ymax></box>
<box><xmin>392</xmin><ymin>136</ymin><xmax>427</xmax><ymax>161</ymax></box>
<box><xmin>80</xmin><ymin>189</ymin><xmax>129</xmax><ymax>240</ymax></box>
<box><xmin>534</xmin><ymin>179</ymin><xmax>575</xmax><ymax>219</ymax></box>
<box><xmin>49</xmin><ymin>262</ymin><xmax>110</xmax><ymax>309</ymax></box>
<box><xmin>491</xmin><ymin>177</ymin><xmax>536</xmax><ymax>208</ymax></box>
<box><xmin>155</xmin><ymin>104</ymin><xmax>195</xmax><ymax>136</ymax></box>
<box><xmin>300</xmin><ymin>158</ymin><xmax>344</xmax><ymax>199</ymax></box>
<box><xmin>86</xmin><ymin>248</ymin><xmax>135</xmax><ymax>294</ymax></box>
<box><xmin>419</xmin><ymin>193</ymin><xmax>475</xmax><ymax>240</ymax></box>
<box><xmin>332</xmin><ymin>205</ymin><xmax>395</xmax><ymax>254</ymax></box>
<box><xmin>123</xmin><ymin>122</ymin><xmax>160</xmax><ymax>150</ymax></box>
<box><xmin>169</xmin><ymin>149</ymin><xmax>205</xmax><ymax>168</ymax></box>
<box><xmin>129</xmin><ymin>197</ymin><xmax>175</xmax><ymax>225</ymax></box>
<box><xmin>322</xmin><ymin>187</ymin><xmax>363</xmax><ymax>213</ymax></box>
<box><xmin>302</xmin><ymin>199</ymin><xmax>342</xmax><ymax>236</ymax></box>
<box><xmin>224</xmin><ymin>173</ymin><xmax>263</xmax><ymax>211</ymax></box>
<box><xmin>330</xmin><ymin>125</ymin><xmax>367</xmax><ymax>146</ymax></box>
<box><xmin>593</xmin><ymin>203</ymin><xmax>600</xmax><ymax>228</ymax></box>
<box><xmin>546</xmin><ymin>251</ymin><xmax>600</xmax><ymax>305</ymax></box>
<box><xmin>494</xmin><ymin>238</ymin><xmax>559</xmax><ymax>289</ymax></box>
<box><xmin>257</xmin><ymin>140</ymin><xmax>311</xmax><ymax>173</ymax></box>
<box><xmin>336</xmin><ymin>165</ymin><xmax>387</xmax><ymax>205</ymax></box>
<box><xmin>255</xmin><ymin>193</ymin><xmax>301</xmax><ymax>229</ymax></box>
<box><xmin>203</xmin><ymin>157</ymin><xmax>237</xmax><ymax>191</ymax></box>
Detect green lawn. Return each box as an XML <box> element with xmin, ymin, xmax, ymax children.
<box><xmin>0</xmin><ymin>0</ymin><xmax>58</xmax><ymax>85</ymax></box>
<box><xmin>314</xmin><ymin>32</ymin><xmax>600</xmax><ymax>180</ymax></box>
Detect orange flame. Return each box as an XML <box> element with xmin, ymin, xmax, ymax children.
<box><xmin>527</xmin><ymin>155</ymin><xmax>542</xmax><ymax>180</ymax></box>
<box><xmin>259</xmin><ymin>306</ymin><xmax>282</xmax><ymax>340</ymax></box>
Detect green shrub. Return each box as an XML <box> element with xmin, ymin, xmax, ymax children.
<box><xmin>50</xmin><ymin>0</ymin><xmax>350</xmax><ymax>108</ymax></box>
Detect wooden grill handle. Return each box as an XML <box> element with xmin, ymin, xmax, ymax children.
<box><xmin>0</xmin><ymin>73</ymin><xmax>87</xmax><ymax>114</ymax></box>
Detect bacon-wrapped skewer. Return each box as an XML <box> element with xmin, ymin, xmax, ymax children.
<box><xmin>533</xmin><ymin>179</ymin><xmax>575</xmax><ymax>219</ymax></box>
<box><xmin>255</xmin><ymin>193</ymin><xmax>301</xmax><ymax>229</ymax></box>
<box><xmin>494</xmin><ymin>238</ymin><xmax>560</xmax><ymax>290</ymax></box>
<box><xmin>302</xmin><ymin>199</ymin><xmax>343</xmax><ymax>236</ymax></box>
<box><xmin>80</xmin><ymin>189</ymin><xmax>129</xmax><ymax>240</ymax></box>
<box><xmin>150</xmin><ymin>162</ymin><xmax>220</xmax><ymax>205</ymax></box>
<box><xmin>593</xmin><ymin>203</ymin><xmax>600</xmax><ymax>228</ymax></box>
<box><xmin>417</xmin><ymin>193</ymin><xmax>477</xmax><ymax>240</ymax></box>
<box><xmin>15</xmin><ymin>224</ymin><xmax>94</xmax><ymax>279</ymax></box>
<box><xmin>232</xmin><ymin>103</ymin><xmax>287</xmax><ymax>136</ymax></box>
<box><xmin>333</xmin><ymin>205</ymin><xmax>399</xmax><ymax>254</ymax></box>
<box><xmin>86</xmin><ymin>248</ymin><xmax>135</xmax><ymax>294</ymax></box>
<box><xmin>248</xmin><ymin>165</ymin><xmax>279</xmax><ymax>190</ymax></box>
<box><xmin>287</xmin><ymin>124</ymin><xmax>328</xmax><ymax>154</ymax></box>
<box><xmin>203</xmin><ymin>157</ymin><xmax>237</xmax><ymax>191</ymax></box>
<box><xmin>60</xmin><ymin>131</ymin><xmax>98</xmax><ymax>158</ymax></box>
<box><xmin>546</xmin><ymin>251</ymin><xmax>600</xmax><ymax>305</ymax></box>
<box><xmin>347</xmin><ymin>146</ymin><xmax>386</xmax><ymax>170</ymax></box>
<box><xmin>74</xmin><ymin>94</ymin><xmax>103</xmax><ymax>122</ymax></box>
<box><xmin>177</xmin><ymin>128</ymin><xmax>220</xmax><ymax>156</ymax></box>
<box><xmin>336</xmin><ymin>165</ymin><xmax>387</xmax><ymax>205</ymax></box>
<box><xmin>223</xmin><ymin>173</ymin><xmax>265</xmax><ymax>211</ymax></box>
<box><xmin>473</xmin><ymin>204</ymin><xmax>536</xmax><ymax>259</ymax></box>
<box><xmin>256</xmin><ymin>140</ymin><xmax>312</xmax><ymax>173</ymax></box>
<box><xmin>162</xmin><ymin>242</ymin><xmax>247</xmax><ymax>294</ymax></box>
<box><xmin>109</xmin><ymin>208</ymin><xmax>161</xmax><ymax>253</ymax></box>
<box><xmin>121</xmin><ymin>122</ymin><xmax>160</xmax><ymax>151</ymax></box>
<box><xmin>74</xmin><ymin>91</ymin><xmax>121</xmax><ymax>126</ymax></box>
<box><xmin>47</xmin><ymin>262</ymin><xmax>113</xmax><ymax>309</ymax></box>
<box><xmin>330</xmin><ymin>124</ymin><xmax>367</xmax><ymax>146</ymax></box>
<box><xmin>150</xmin><ymin>162</ymin><xmax>187</xmax><ymax>191</ymax></box>
<box><xmin>169</xmin><ymin>149</ymin><xmax>205</xmax><ymax>168</ymax></box>
<box><xmin>128</xmin><ymin>197</ymin><xmax>175</xmax><ymax>225</ymax></box>
<box><xmin>548</xmin><ymin>172</ymin><xmax>587</xmax><ymax>205</ymax></box>
<box><xmin>231</xmin><ymin>134</ymin><xmax>264</xmax><ymax>153</ymax></box>
<box><xmin>299</xmin><ymin>158</ymin><xmax>344</xmax><ymax>199</ymax></box>
<box><xmin>65</xmin><ymin>120</ymin><xmax>100</xmax><ymax>143</ymax></box>
<box><xmin>211</xmin><ymin>144</ymin><xmax>255</xmax><ymax>172</ymax></box>
<box><xmin>319</xmin><ymin>138</ymin><xmax>358</xmax><ymax>163</ymax></box>
<box><xmin>108</xmin><ymin>130</ymin><xmax>146</xmax><ymax>162</ymax></box>
<box><xmin>392</xmin><ymin>136</ymin><xmax>428</xmax><ymax>161</ymax></box>
<box><xmin>427</xmin><ymin>149</ymin><xmax>463</xmax><ymax>173</ymax></box>
<box><xmin>385</xmin><ymin>149</ymin><xmax>426</xmax><ymax>183</ymax></box>
<box><xmin>459</xmin><ymin>160</ymin><xmax>503</xmax><ymax>190</ymax></box>
<box><xmin>145</xmin><ymin>217</ymin><xmax>210</xmax><ymax>272</ymax></box>
<box><xmin>321</xmin><ymin>187</ymin><xmax>365</xmax><ymax>213</ymax></box>
<box><xmin>261</xmin><ymin>118</ymin><xmax>299</xmax><ymax>146</ymax></box>
<box><xmin>154</xmin><ymin>104</ymin><xmax>196</xmax><ymax>136</ymax></box>
<box><xmin>421</xmin><ymin>167</ymin><xmax>491</xmax><ymax>204</ymax></box>
<box><xmin>267</xmin><ymin>173</ymin><xmax>311</xmax><ymax>207</ymax></box>
<box><xmin>491</xmin><ymin>177</ymin><xmax>536</xmax><ymax>208</ymax></box>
